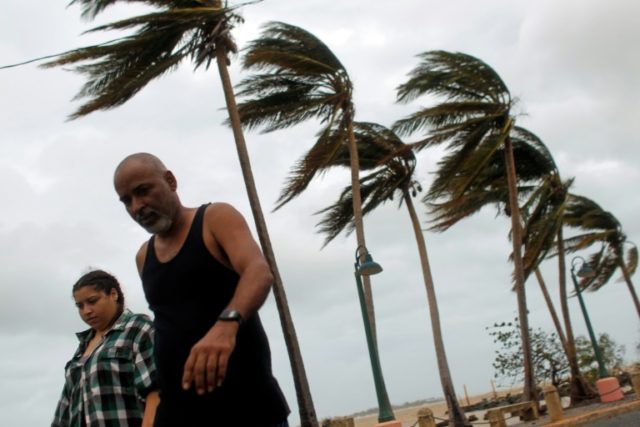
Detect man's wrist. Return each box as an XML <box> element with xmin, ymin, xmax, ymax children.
<box><xmin>218</xmin><ymin>308</ymin><xmax>244</xmax><ymax>325</ymax></box>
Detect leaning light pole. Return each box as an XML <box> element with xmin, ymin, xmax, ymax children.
<box><xmin>570</xmin><ymin>256</ymin><xmax>623</xmax><ymax>402</ymax></box>
<box><xmin>353</xmin><ymin>246</ymin><xmax>398</xmax><ymax>425</ymax></box>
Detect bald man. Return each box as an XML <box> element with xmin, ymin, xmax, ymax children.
<box><xmin>114</xmin><ymin>153</ymin><xmax>289</xmax><ymax>426</ymax></box>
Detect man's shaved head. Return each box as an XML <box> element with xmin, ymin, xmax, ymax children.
<box><xmin>114</xmin><ymin>152</ymin><xmax>168</xmax><ymax>179</ymax></box>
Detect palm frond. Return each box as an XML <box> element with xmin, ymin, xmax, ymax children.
<box><xmin>42</xmin><ymin>4</ymin><xmax>241</xmax><ymax>118</ymax></box>
<box><xmin>235</xmin><ymin>74</ymin><xmax>340</xmax><ymax>131</ymax></box>
<box><xmin>274</xmin><ymin>121</ymin><xmax>414</xmax><ymax>210</ymax></box>
<box><xmin>274</xmin><ymin>124</ymin><xmax>349</xmax><ymax>209</ymax></box>
<box><xmin>235</xmin><ymin>21</ymin><xmax>353</xmax><ymax>137</ymax></box>
<box><xmin>69</xmin><ymin>1</ymin><xmax>198</xmax><ymax>20</ymax></box>
<box><xmin>396</xmin><ymin>51</ymin><xmax>510</xmax><ymax>105</ymax></box>
<box><xmin>242</xmin><ymin>21</ymin><xmax>345</xmax><ymax>76</ymax></box>
<box><xmin>563</xmin><ymin>194</ymin><xmax>621</xmax><ymax>232</ymax></box>
<box><xmin>392</xmin><ymin>102</ymin><xmax>504</xmax><ymax>137</ymax></box>
<box><xmin>580</xmin><ymin>247</ymin><xmax>618</xmax><ymax>292</ymax></box>
<box><xmin>625</xmin><ymin>244</ymin><xmax>638</xmax><ymax>276</ymax></box>
<box><xmin>316</xmin><ymin>161</ymin><xmax>412</xmax><ymax>245</ymax></box>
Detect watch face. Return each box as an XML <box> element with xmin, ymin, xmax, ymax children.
<box><xmin>219</xmin><ymin>309</ymin><xmax>243</xmax><ymax>323</ymax></box>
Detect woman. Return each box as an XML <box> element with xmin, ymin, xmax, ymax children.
<box><xmin>52</xmin><ymin>270</ymin><xmax>159</xmax><ymax>427</ymax></box>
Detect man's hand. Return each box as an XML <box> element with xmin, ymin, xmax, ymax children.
<box><xmin>182</xmin><ymin>321</ymin><xmax>239</xmax><ymax>394</ymax></box>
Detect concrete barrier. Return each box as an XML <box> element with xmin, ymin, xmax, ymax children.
<box><xmin>543</xmin><ymin>384</ymin><xmax>563</xmax><ymax>422</ymax></box>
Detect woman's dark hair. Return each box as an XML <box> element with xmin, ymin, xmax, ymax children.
<box><xmin>73</xmin><ymin>269</ymin><xmax>125</xmax><ymax>315</ymax></box>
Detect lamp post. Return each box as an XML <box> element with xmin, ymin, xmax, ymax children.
<box><xmin>354</xmin><ymin>246</ymin><xmax>396</xmax><ymax>423</ymax></box>
<box><xmin>570</xmin><ymin>256</ymin><xmax>608</xmax><ymax>378</ymax></box>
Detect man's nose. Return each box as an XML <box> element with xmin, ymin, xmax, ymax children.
<box><xmin>130</xmin><ymin>197</ymin><xmax>145</xmax><ymax>216</ymax></box>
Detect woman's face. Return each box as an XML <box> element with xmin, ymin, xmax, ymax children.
<box><xmin>73</xmin><ymin>285</ymin><xmax>119</xmax><ymax>333</ymax></box>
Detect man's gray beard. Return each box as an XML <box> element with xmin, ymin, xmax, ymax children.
<box><xmin>143</xmin><ymin>216</ymin><xmax>173</xmax><ymax>234</ymax></box>
<box><xmin>136</xmin><ymin>209</ymin><xmax>173</xmax><ymax>234</ymax></box>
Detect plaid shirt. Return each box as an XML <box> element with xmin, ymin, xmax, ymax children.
<box><xmin>52</xmin><ymin>310</ymin><xmax>157</xmax><ymax>427</ymax></box>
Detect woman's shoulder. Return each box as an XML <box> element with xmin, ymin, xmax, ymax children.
<box><xmin>120</xmin><ymin>310</ymin><xmax>154</xmax><ymax>330</ymax></box>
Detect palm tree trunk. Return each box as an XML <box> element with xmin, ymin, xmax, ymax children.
<box><xmin>557</xmin><ymin>227</ymin><xmax>596</xmax><ymax>403</ymax></box>
<box><xmin>215</xmin><ymin>44</ymin><xmax>318</xmax><ymax>427</ymax></box>
<box><xmin>503</xmin><ymin>131</ymin><xmax>537</xmax><ymax>403</ymax></box>
<box><xmin>617</xmin><ymin>259</ymin><xmax>640</xmax><ymax>319</ymax></box>
<box><xmin>346</xmin><ymin>118</ymin><xmax>378</xmax><ymax>345</ymax></box>
<box><xmin>404</xmin><ymin>190</ymin><xmax>469</xmax><ymax>426</ymax></box>
<box><xmin>534</xmin><ymin>268</ymin><xmax>567</xmax><ymax>349</ymax></box>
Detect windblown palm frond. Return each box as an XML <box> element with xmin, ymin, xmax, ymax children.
<box><xmin>307</xmin><ymin>123</ymin><xmax>415</xmax><ymax>244</ymax></box>
<box><xmin>393</xmin><ymin>51</ymin><xmax>516</xmax><ymax>203</ymax></box>
<box><xmin>519</xmin><ymin>175</ymin><xmax>573</xmax><ymax>275</ymax></box>
<box><xmin>43</xmin><ymin>1</ymin><xmax>246</xmax><ymax>118</ymax></box>
<box><xmin>316</xmin><ymin>161</ymin><xmax>414</xmax><ymax>245</ymax></box>
<box><xmin>563</xmin><ymin>194</ymin><xmax>621</xmax><ymax>233</ymax></box>
<box><xmin>277</xmin><ymin>122</ymin><xmax>412</xmax><ymax>211</ymax></box>
<box><xmin>560</xmin><ymin>194</ymin><xmax>637</xmax><ymax>309</ymax></box>
<box><xmin>234</xmin><ymin>21</ymin><xmax>362</xmax><ymax>210</ymax></box>
<box><xmin>70</xmin><ymin>0</ymin><xmax>195</xmax><ymax>19</ymax></box>
<box><xmin>396</xmin><ymin>51</ymin><xmax>510</xmax><ymax>105</ymax></box>
<box><xmin>426</xmin><ymin>126</ymin><xmax>555</xmax><ymax>234</ymax></box>
<box><xmin>236</xmin><ymin>21</ymin><xmax>351</xmax><ymax>133</ymax></box>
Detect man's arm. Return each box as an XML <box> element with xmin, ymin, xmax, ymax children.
<box><xmin>135</xmin><ymin>241</ymin><xmax>149</xmax><ymax>276</ymax></box>
<box><xmin>182</xmin><ymin>203</ymin><xmax>273</xmax><ymax>395</ymax></box>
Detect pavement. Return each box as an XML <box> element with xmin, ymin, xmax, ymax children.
<box><xmin>511</xmin><ymin>393</ymin><xmax>640</xmax><ymax>427</ymax></box>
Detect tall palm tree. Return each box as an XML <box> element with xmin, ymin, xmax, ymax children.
<box><xmin>234</xmin><ymin>22</ymin><xmax>379</xmax><ymax>340</ymax></box>
<box><xmin>393</xmin><ymin>51</ymin><xmax>537</xmax><ymax>402</ymax></box>
<box><xmin>562</xmin><ymin>195</ymin><xmax>639</xmax><ymax>318</ymax></box>
<box><xmin>519</xmin><ymin>173</ymin><xmax>598</xmax><ymax>403</ymax></box>
<box><xmin>41</xmin><ymin>2</ymin><xmax>317</xmax><ymax>424</ymax></box>
<box><xmin>422</xmin><ymin>124</ymin><xmax>595</xmax><ymax>402</ymax></box>
<box><xmin>315</xmin><ymin>122</ymin><xmax>470</xmax><ymax>426</ymax></box>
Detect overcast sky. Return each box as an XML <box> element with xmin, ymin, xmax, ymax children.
<box><xmin>1</xmin><ymin>1</ymin><xmax>639</xmax><ymax>426</ymax></box>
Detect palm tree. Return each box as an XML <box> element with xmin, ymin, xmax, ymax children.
<box><xmin>562</xmin><ymin>195</ymin><xmax>639</xmax><ymax>318</ymax></box>
<box><xmin>393</xmin><ymin>51</ymin><xmax>537</xmax><ymax>402</ymax></box>
<box><xmin>315</xmin><ymin>122</ymin><xmax>470</xmax><ymax>426</ymax></box>
<box><xmin>422</xmin><ymin>123</ymin><xmax>595</xmax><ymax>402</ymax></box>
<box><xmin>234</xmin><ymin>22</ymin><xmax>379</xmax><ymax>340</ymax></box>
<box><xmin>519</xmin><ymin>172</ymin><xmax>598</xmax><ymax>403</ymax></box>
<box><xmin>41</xmin><ymin>2</ymin><xmax>317</xmax><ymax>424</ymax></box>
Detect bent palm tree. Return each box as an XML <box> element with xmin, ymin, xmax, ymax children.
<box><xmin>423</xmin><ymin>124</ymin><xmax>595</xmax><ymax>402</ymax></box>
<box><xmin>42</xmin><ymin>2</ymin><xmax>317</xmax><ymax>424</ymax></box>
<box><xmin>562</xmin><ymin>195</ymin><xmax>639</xmax><ymax>318</ymax></box>
<box><xmin>393</xmin><ymin>51</ymin><xmax>537</xmax><ymax>402</ymax></box>
<box><xmin>519</xmin><ymin>170</ymin><xmax>597</xmax><ymax>403</ymax></box>
<box><xmin>316</xmin><ymin>122</ymin><xmax>470</xmax><ymax>426</ymax></box>
<box><xmin>234</xmin><ymin>22</ymin><xmax>379</xmax><ymax>340</ymax></box>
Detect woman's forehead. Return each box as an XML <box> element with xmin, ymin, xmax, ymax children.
<box><xmin>73</xmin><ymin>285</ymin><xmax>104</xmax><ymax>299</ymax></box>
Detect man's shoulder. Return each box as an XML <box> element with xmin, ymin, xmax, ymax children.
<box><xmin>204</xmin><ymin>202</ymin><xmax>238</xmax><ymax>214</ymax></box>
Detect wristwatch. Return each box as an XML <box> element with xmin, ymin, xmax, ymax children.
<box><xmin>218</xmin><ymin>308</ymin><xmax>244</xmax><ymax>325</ymax></box>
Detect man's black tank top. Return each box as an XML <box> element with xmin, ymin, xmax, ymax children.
<box><xmin>142</xmin><ymin>204</ymin><xmax>289</xmax><ymax>426</ymax></box>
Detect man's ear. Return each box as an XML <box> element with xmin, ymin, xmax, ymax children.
<box><xmin>164</xmin><ymin>170</ymin><xmax>178</xmax><ymax>191</ymax></box>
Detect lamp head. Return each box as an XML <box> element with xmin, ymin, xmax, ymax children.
<box><xmin>576</xmin><ymin>262</ymin><xmax>596</xmax><ymax>279</ymax></box>
<box><xmin>357</xmin><ymin>253</ymin><xmax>383</xmax><ymax>276</ymax></box>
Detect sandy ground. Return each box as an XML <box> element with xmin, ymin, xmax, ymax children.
<box><xmin>350</xmin><ymin>389</ymin><xmax>637</xmax><ymax>427</ymax></box>
<box><xmin>352</xmin><ymin>390</ymin><xmax>517</xmax><ymax>427</ymax></box>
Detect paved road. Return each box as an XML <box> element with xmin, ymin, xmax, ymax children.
<box><xmin>585</xmin><ymin>410</ymin><xmax>640</xmax><ymax>426</ymax></box>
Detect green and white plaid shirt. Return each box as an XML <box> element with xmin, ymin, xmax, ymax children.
<box><xmin>52</xmin><ymin>310</ymin><xmax>157</xmax><ymax>427</ymax></box>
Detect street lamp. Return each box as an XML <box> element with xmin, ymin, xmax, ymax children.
<box><xmin>354</xmin><ymin>245</ymin><xmax>396</xmax><ymax>423</ymax></box>
<box><xmin>570</xmin><ymin>256</ymin><xmax>608</xmax><ymax>378</ymax></box>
